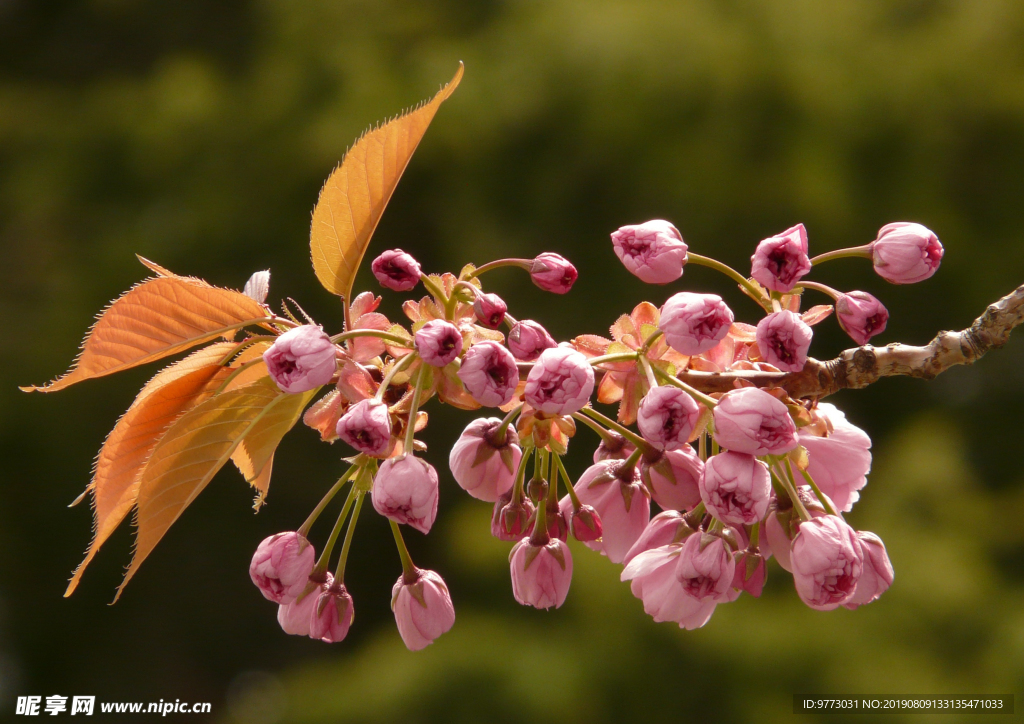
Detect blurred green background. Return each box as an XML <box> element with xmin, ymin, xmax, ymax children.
<box><xmin>3</xmin><ymin>0</ymin><xmax>1024</xmax><ymax>722</ymax></box>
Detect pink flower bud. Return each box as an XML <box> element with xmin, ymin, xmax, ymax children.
<box><xmin>509</xmin><ymin>537</ymin><xmax>573</xmax><ymax>609</ymax></box>
<box><xmin>621</xmin><ymin>545</ymin><xmax>717</xmax><ymax>629</ymax></box>
<box><xmin>335</xmin><ymin>398</ymin><xmax>392</xmax><ymax>457</ymax></box>
<box><xmin>538</xmin><ymin>498</ymin><xmax>569</xmax><ymax>542</ymax></box>
<box><xmin>790</xmin><ymin>516</ymin><xmax>863</xmax><ymax>611</ymax></box>
<box><xmin>310</xmin><ymin>580</ymin><xmax>354</xmax><ymax>643</ymax></box>
<box><xmin>712</xmin><ymin>387</ymin><xmax>798</xmax><ymax>455</ymax></box>
<box><xmin>561</xmin><ymin>460</ymin><xmax>650</xmax><ymax>563</ymax></box>
<box><xmin>372</xmin><ymin>456</ymin><xmax>439</xmax><ymax>535</ymax></box>
<box><xmin>836</xmin><ymin>291</ymin><xmax>889</xmax><ymax>346</ymax></box>
<box><xmin>524</xmin><ymin>346</ymin><xmax>595</xmax><ymax>415</ymax></box>
<box><xmin>448</xmin><ymin>418</ymin><xmax>522</xmax><ymax>502</ymax></box>
<box><xmin>843</xmin><ymin>531</ymin><xmax>893</xmax><ymax>609</ymax></box>
<box><xmin>473</xmin><ymin>293</ymin><xmax>507</xmax><ymax>329</ymax></box>
<box><xmin>659</xmin><ymin>292</ymin><xmax>734</xmax><ymax>356</ymax></box>
<box><xmin>391</xmin><ymin>568</ymin><xmax>456</xmax><ymax>650</ymax></box>
<box><xmin>264</xmin><ymin>325</ymin><xmax>337</xmax><ymax>394</ymax></box>
<box><xmin>750</xmin><ymin>224</ymin><xmax>811</xmax><ymax>293</ymax></box>
<box><xmin>457</xmin><ymin>340</ymin><xmax>519</xmax><ymax>407</ymax></box>
<box><xmin>529</xmin><ymin>253</ymin><xmax>578</xmax><ymax>294</ymax></box>
<box><xmin>611</xmin><ymin>219</ymin><xmax>688</xmax><ymax>284</ymax></box>
<box><xmin>507</xmin><ymin>319</ymin><xmax>557</xmax><ymax>361</ymax></box>
<box><xmin>755</xmin><ymin>310</ymin><xmax>812</xmax><ymax>372</ymax></box>
<box><xmin>637</xmin><ymin>386</ymin><xmax>702</xmax><ymax>451</ymax></box>
<box><xmin>798</xmin><ymin>403</ymin><xmax>872</xmax><ymax>512</ymax></box>
<box><xmin>570</xmin><ymin>504</ymin><xmax>603</xmax><ymax>542</ymax></box>
<box><xmin>674</xmin><ymin>533</ymin><xmax>736</xmax><ymax>602</ymax></box>
<box><xmin>277</xmin><ymin>584</ymin><xmax>321</xmax><ymax>636</ymax></box>
<box><xmin>623</xmin><ymin>510</ymin><xmax>692</xmax><ymax>566</ymax></box>
<box><xmin>641</xmin><ymin>447</ymin><xmax>703</xmax><ymax>512</ymax></box>
<box><xmin>593</xmin><ymin>432</ymin><xmax>635</xmax><ymax>463</ymax></box>
<box><xmin>763</xmin><ymin>487</ymin><xmax>830</xmax><ymax>571</ymax></box>
<box><xmin>491</xmin><ymin>490</ymin><xmax>536</xmax><ymax>541</ymax></box>
<box><xmin>250</xmin><ymin>532</ymin><xmax>316</xmax><ymax>604</ymax></box>
<box><xmin>371</xmin><ymin>248</ymin><xmax>422</xmax><ymax>291</ymax></box>
<box><xmin>871</xmin><ymin>222</ymin><xmax>943</xmax><ymax>284</ymax></box>
<box><xmin>699</xmin><ymin>451</ymin><xmax>771</xmax><ymax>526</ymax></box>
<box><xmin>415</xmin><ymin>319</ymin><xmax>463</xmax><ymax>367</ymax></box>
<box><xmin>732</xmin><ymin>550</ymin><xmax>766</xmax><ymax>597</ymax></box>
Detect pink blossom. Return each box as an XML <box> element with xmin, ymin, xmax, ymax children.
<box><xmin>508</xmin><ymin>320</ymin><xmax>557</xmax><ymax>361</ymax></box>
<box><xmin>699</xmin><ymin>451</ymin><xmax>771</xmax><ymax>526</ymax></box>
<box><xmin>790</xmin><ymin>516</ymin><xmax>863</xmax><ymax>611</ymax></box>
<box><xmin>732</xmin><ymin>550</ymin><xmax>766</xmax><ymax>597</ymax></box>
<box><xmin>621</xmin><ymin>546</ymin><xmax>717</xmax><ymax>629</ymax></box>
<box><xmin>623</xmin><ymin>510</ymin><xmax>693</xmax><ymax>566</ymax></box>
<box><xmin>264</xmin><ymin>325</ymin><xmax>337</xmax><ymax>394</ymax></box>
<box><xmin>637</xmin><ymin>386</ymin><xmax>702</xmax><ymax>451</ymax></box>
<box><xmin>529</xmin><ymin>253</ymin><xmax>578</xmax><ymax>294</ymax></box>
<box><xmin>371</xmin><ymin>249</ymin><xmax>422</xmax><ymax>291</ymax></box>
<box><xmin>276</xmin><ymin>576</ymin><xmax>326</xmax><ymax>636</ymax></box>
<box><xmin>391</xmin><ymin>569</ymin><xmax>456</xmax><ymax>650</ymax></box>
<box><xmin>642</xmin><ymin>447</ymin><xmax>703</xmax><ymax>512</ymax></box>
<box><xmin>712</xmin><ymin>387</ymin><xmax>798</xmax><ymax>455</ymax></box>
<box><xmin>836</xmin><ymin>291</ymin><xmax>889</xmax><ymax>346</ymax></box>
<box><xmin>310</xmin><ymin>581</ymin><xmax>354</xmax><ymax>643</ymax></box>
<box><xmin>843</xmin><ymin>531</ymin><xmax>893</xmax><ymax>609</ymax></box>
<box><xmin>750</xmin><ymin>224</ymin><xmax>811</xmax><ymax>293</ymax></box>
<box><xmin>659</xmin><ymin>292</ymin><xmax>734</xmax><ymax>355</ymax></box>
<box><xmin>561</xmin><ymin>460</ymin><xmax>650</xmax><ymax>563</ymax></box>
<box><xmin>509</xmin><ymin>538</ymin><xmax>573</xmax><ymax>609</ymax></box>
<box><xmin>371</xmin><ymin>456</ymin><xmax>439</xmax><ymax>534</ymax></box>
<box><xmin>871</xmin><ymin>222</ymin><xmax>943</xmax><ymax>284</ymax></box>
<box><xmin>491</xmin><ymin>491</ymin><xmax>536</xmax><ymax>541</ymax></box>
<box><xmin>674</xmin><ymin>533</ymin><xmax>736</xmax><ymax>601</ymax></box>
<box><xmin>249</xmin><ymin>532</ymin><xmax>316</xmax><ymax>604</ymax></box>
<box><xmin>335</xmin><ymin>398</ymin><xmax>392</xmax><ymax>457</ymax></box>
<box><xmin>593</xmin><ymin>432</ymin><xmax>636</xmax><ymax>463</ymax></box>
<box><xmin>763</xmin><ymin>488</ymin><xmax>830</xmax><ymax>572</ymax></box>
<box><xmin>448</xmin><ymin>418</ymin><xmax>522</xmax><ymax>502</ymax></box>
<box><xmin>755</xmin><ymin>311</ymin><xmax>812</xmax><ymax>372</ymax></box>
<box><xmin>415</xmin><ymin>319</ymin><xmax>464</xmax><ymax>367</ymax></box>
<box><xmin>798</xmin><ymin>403</ymin><xmax>872</xmax><ymax>512</ymax></box>
<box><xmin>473</xmin><ymin>293</ymin><xmax>507</xmax><ymax>329</ymax></box>
<box><xmin>524</xmin><ymin>346</ymin><xmax>595</xmax><ymax>415</ymax></box>
<box><xmin>457</xmin><ymin>340</ymin><xmax>519</xmax><ymax>407</ymax></box>
<box><xmin>570</xmin><ymin>504</ymin><xmax>603</xmax><ymax>542</ymax></box>
<box><xmin>611</xmin><ymin>219</ymin><xmax>688</xmax><ymax>284</ymax></box>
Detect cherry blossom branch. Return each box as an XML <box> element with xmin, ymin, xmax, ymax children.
<box><xmin>673</xmin><ymin>283</ymin><xmax>1024</xmax><ymax>400</ymax></box>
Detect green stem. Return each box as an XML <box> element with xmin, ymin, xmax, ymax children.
<box><xmin>403</xmin><ymin>364</ymin><xmax>427</xmax><ymax>453</ymax></box>
<box><xmin>465</xmin><ymin>258</ymin><xmax>533</xmax><ymax>279</ymax></box>
<box><xmin>651</xmin><ymin>365</ymin><xmax>718</xmax><ymax>409</ymax></box>
<box><xmin>587</xmin><ymin>351</ymin><xmax>639</xmax><ymax>366</ymax></box>
<box><xmin>619</xmin><ymin>446</ymin><xmax>644</xmax><ymax>475</ymax></box>
<box><xmin>553</xmin><ymin>454</ymin><xmax>581</xmax><ymax>510</ymax></box>
<box><xmin>511</xmin><ymin>444</ymin><xmax>534</xmax><ymax>502</ymax></box>
<box><xmin>698</xmin><ymin>432</ymin><xmax>707</xmax><ymax>462</ymax></box>
<box><xmin>809</xmin><ymin>244</ymin><xmax>873</xmax><ymax>266</ymax></box>
<box><xmin>749</xmin><ymin>521</ymin><xmax>760</xmax><ymax>551</ymax></box>
<box><xmin>683</xmin><ymin>501</ymin><xmax>706</xmax><ymax>528</ymax></box>
<box><xmin>639</xmin><ymin>329</ymin><xmax>664</xmax><ymax>355</ymax></box>
<box><xmin>575</xmin><ymin>408</ymin><xmax>651</xmax><ymax>451</ymax></box>
<box><xmin>639</xmin><ymin>356</ymin><xmax>659</xmax><ymax>391</ymax></box>
<box><xmin>686</xmin><ymin>253</ymin><xmax>770</xmax><ymax>308</ymax></box>
<box><xmin>795</xmin><ymin>462</ymin><xmax>838</xmax><ymax>516</ymax></box>
<box><xmin>331</xmin><ymin>329</ymin><xmax>411</xmax><ymax>346</ymax></box>
<box><xmin>375</xmin><ymin>353</ymin><xmax>419</xmax><ymax>401</ymax></box>
<box><xmin>797</xmin><ymin>280</ymin><xmax>842</xmax><ymax>301</ymax></box>
<box><xmin>420</xmin><ymin>275</ymin><xmax>450</xmax><ymax>312</ymax></box>
<box><xmin>298</xmin><ymin>464</ymin><xmax>361</xmax><ymax>537</ymax></box>
<box><xmin>334</xmin><ymin>492</ymin><xmax>364</xmax><ymax>582</ymax></box>
<box><xmin>390</xmin><ymin>520</ymin><xmax>419</xmax><ymax>584</ymax></box>
<box><xmin>490</xmin><ymin>403</ymin><xmax>524</xmax><ymax>446</ymax></box>
<box><xmin>311</xmin><ymin>485</ymin><xmax>358</xmax><ymax>578</ymax></box>
<box><xmin>772</xmin><ymin>463</ymin><xmax>810</xmax><ymax>521</ymax></box>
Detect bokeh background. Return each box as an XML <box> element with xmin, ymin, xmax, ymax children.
<box><xmin>3</xmin><ymin>1</ymin><xmax>1024</xmax><ymax>721</ymax></box>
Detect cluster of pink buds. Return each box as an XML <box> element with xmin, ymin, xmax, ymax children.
<box><xmin>245</xmin><ymin>215</ymin><xmax>937</xmax><ymax>644</ymax></box>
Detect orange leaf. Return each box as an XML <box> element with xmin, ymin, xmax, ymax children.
<box><xmin>231</xmin><ymin>384</ymin><xmax>319</xmax><ymax>490</ymax></box>
<box><xmin>115</xmin><ymin>377</ymin><xmax>289</xmax><ymax>600</ymax></box>
<box><xmin>309</xmin><ymin>63</ymin><xmax>464</xmax><ymax>298</ymax></box>
<box><xmin>22</xmin><ymin>272</ymin><xmax>270</xmax><ymax>393</ymax></box>
<box><xmin>64</xmin><ymin>342</ymin><xmax>238</xmax><ymax>596</ymax></box>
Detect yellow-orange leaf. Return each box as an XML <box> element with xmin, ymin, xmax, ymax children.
<box><xmin>22</xmin><ymin>273</ymin><xmax>270</xmax><ymax>393</ymax></box>
<box><xmin>64</xmin><ymin>342</ymin><xmax>238</xmax><ymax>597</ymax></box>
<box><xmin>231</xmin><ymin>384</ymin><xmax>318</xmax><ymax>489</ymax></box>
<box><xmin>116</xmin><ymin>377</ymin><xmax>287</xmax><ymax>600</ymax></box>
<box><xmin>310</xmin><ymin>63</ymin><xmax>464</xmax><ymax>298</ymax></box>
